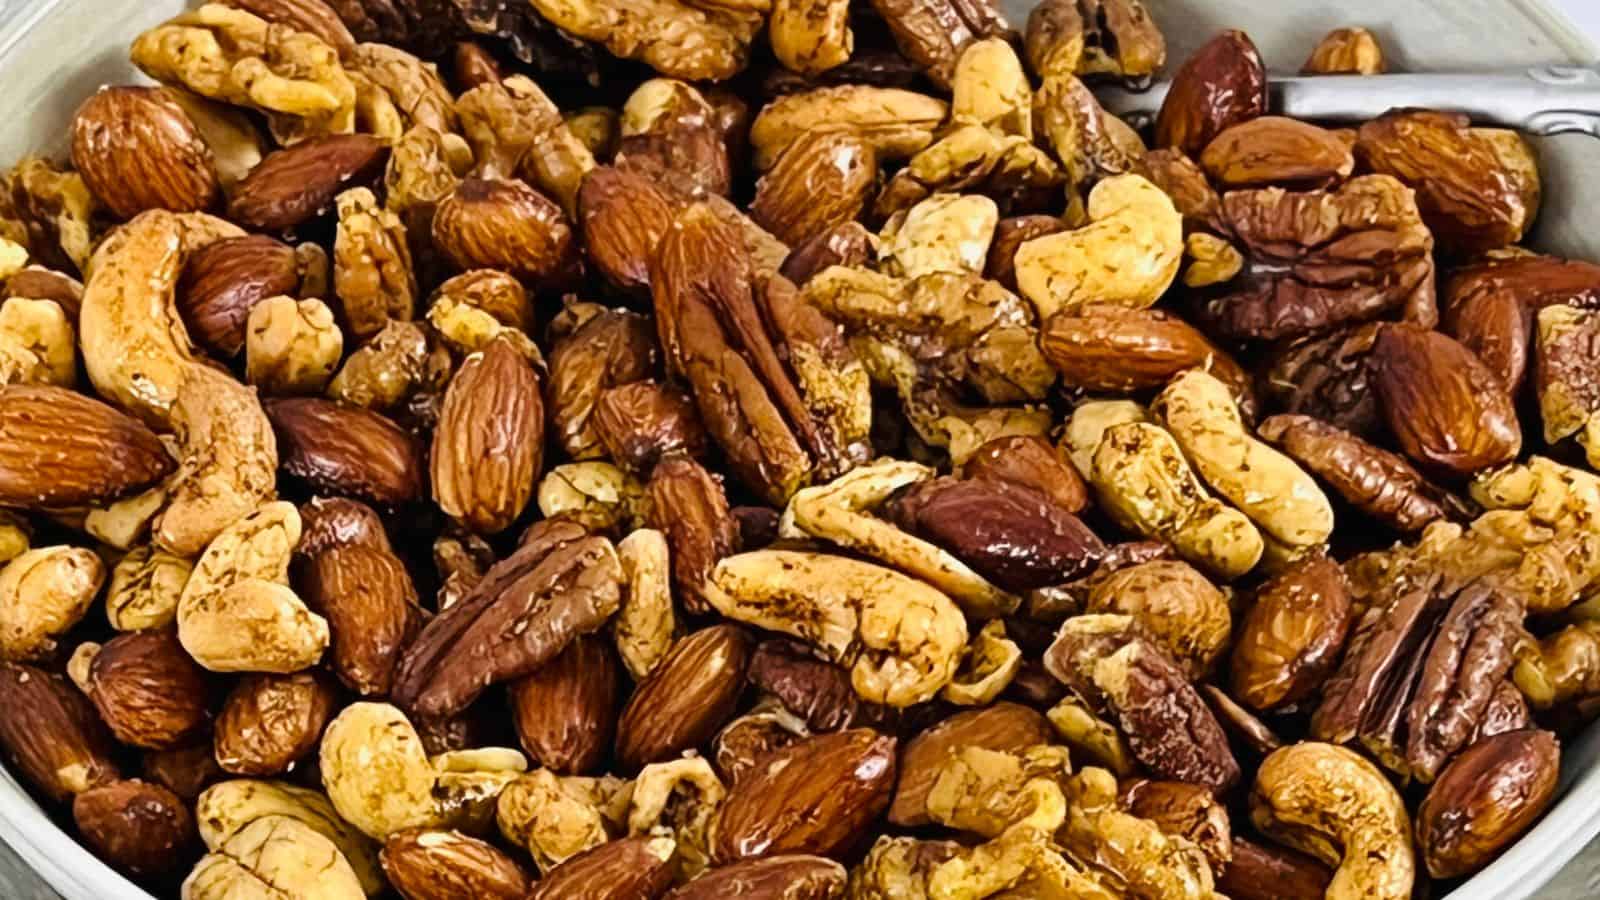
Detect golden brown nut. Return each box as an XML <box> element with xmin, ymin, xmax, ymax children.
<box><xmin>869</xmin><ymin>0</ymin><xmax>1010</xmax><ymax>89</ymax></box>
<box><xmin>433</xmin><ymin>177</ymin><xmax>575</xmax><ymax>284</ymax></box>
<box><xmin>1199</xmin><ymin>117</ymin><xmax>1354</xmax><ymax>190</ymax></box>
<box><xmin>245</xmin><ymin>295</ymin><xmax>343</xmax><ymax>395</ymax></box>
<box><xmin>431</xmin><ymin>336</ymin><xmax>545</xmax><ymax>534</ymax></box>
<box><xmin>750</xmin><ymin>132</ymin><xmax>877</xmax><ymax>248</ymax></box>
<box><xmin>528</xmin><ymin>0</ymin><xmax>762</xmax><ymax>81</ymax></box>
<box><xmin>751</xmin><ymin>86</ymin><xmax>948</xmax><ymax>170</ymax></box>
<box><xmin>381</xmin><ymin>828</ymin><xmax>533</xmax><ymax>900</ymax></box>
<box><xmin>193</xmin><ymin>779</ymin><xmax>382</xmax><ymax>895</ymax></box>
<box><xmin>1024</xmin><ymin>0</ymin><xmax>1166</xmax><ymax>83</ymax></box>
<box><xmin>1084</xmin><ymin>559</ymin><xmax>1230</xmax><ymax>679</ymax></box>
<box><xmin>0</xmin><ymin>546</ymin><xmax>106</xmax><ymax>662</ymax></box>
<box><xmin>1303</xmin><ymin>27</ymin><xmax>1387</xmax><ymax>74</ymax></box>
<box><xmin>334</xmin><ymin>186</ymin><xmax>416</xmax><ymax>341</ymax></box>
<box><xmin>771</xmin><ymin>0</ymin><xmax>853</xmax><ymax>76</ymax></box>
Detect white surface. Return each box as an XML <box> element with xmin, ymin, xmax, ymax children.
<box><xmin>1554</xmin><ymin>0</ymin><xmax>1600</xmax><ymax>45</ymax></box>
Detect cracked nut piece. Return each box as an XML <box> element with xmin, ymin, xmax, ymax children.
<box><xmin>71</xmin><ymin>86</ymin><xmax>219</xmax><ymax>220</ymax></box>
<box><xmin>1416</xmin><ymin>729</ymin><xmax>1559</xmax><ymax>879</ymax></box>
<box><xmin>177</xmin><ymin>501</ymin><xmax>330</xmax><ymax>673</ymax></box>
<box><xmin>750</xmin><ymin>86</ymin><xmax>948</xmax><ymax>170</ymax></box>
<box><xmin>617</xmin><ymin>624</ymin><xmax>751</xmax><ymax>770</ymax></box>
<box><xmin>214</xmin><ymin>671</ymin><xmax>338</xmax><ymax>775</ymax></box>
<box><xmin>0</xmin><ymin>384</ymin><xmax>174</xmax><ymax>510</ymax></box>
<box><xmin>1024</xmin><ymin>0</ymin><xmax>1166</xmax><ymax>83</ymax></box>
<box><xmin>1155</xmin><ymin>30</ymin><xmax>1267</xmax><ymax>156</ymax></box>
<box><xmin>0</xmin><ymin>661</ymin><xmax>120</xmax><ymax>803</ymax></box>
<box><xmin>381</xmin><ymin>828</ymin><xmax>532</xmax><ymax>900</ymax></box>
<box><xmin>194</xmin><ymin>778</ymin><xmax>382</xmax><ymax>895</ymax></box>
<box><xmin>1304</xmin><ymin>27</ymin><xmax>1387</xmax><ymax>74</ymax></box>
<box><xmin>0</xmin><ymin>297</ymin><xmax>75</xmax><ymax>387</ymax></box>
<box><xmin>184</xmin><ymin>814</ymin><xmax>365</xmax><ymax>900</ymax></box>
<box><xmin>880</xmin><ymin>193</ymin><xmax>999</xmax><ymax>280</ymax></box>
<box><xmin>106</xmin><ymin>546</ymin><xmax>193</xmax><ymax>632</ymax></box>
<box><xmin>79</xmin><ymin>628</ymin><xmax>210</xmax><ymax>750</ymax></box>
<box><xmin>245</xmin><ymin>295</ymin><xmax>343</xmax><ymax>395</ymax></box>
<box><xmin>326</xmin><ymin>319</ymin><xmax>442</xmax><ymax>412</ymax></box>
<box><xmin>495</xmin><ymin>769</ymin><xmax>632</xmax><ymax>872</ymax></box>
<box><xmin>529</xmin><ymin>0</ymin><xmax>761</xmax><ymax>82</ymax></box>
<box><xmin>1536</xmin><ymin>304</ymin><xmax>1600</xmax><ymax>452</ymax></box>
<box><xmin>1251</xmin><ymin>742</ymin><xmax>1414</xmax><ymax>900</ymax></box>
<box><xmin>890</xmin><ymin>702</ymin><xmax>1051</xmax><ymax>827</ymax></box>
<box><xmin>432</xmin><ymin>335</ymin><xmax>545</xmax><ymax>534</ymax></box>
<box><xmin>537</xmin><ymin>462</ymin><xmax>648</xmax><ymax>535</ymax></box>
<box><xmin>771</xmin><ymin>0</ymin><xmax>853</xmax><ymax>76</ymax></box>
<box><xmin>0</xmin><ymin>546</ymin><xmax>106</xmax><ymax>662</ymax></box>
<box><xmin>1374</xmin><ymin>323</ymin><xmax>1522</xmax><ymax>478</ymax></box>
<box><xmin>73</xmin><ymin>779</ymin><xmax>194</xmax><ymax>878</ymax></box>
<box><xmin>333</xmin><ymin>186</ymin><xmax>415</xmax><ymax>341</ymax></box>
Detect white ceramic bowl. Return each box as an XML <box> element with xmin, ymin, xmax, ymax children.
<box><xmin>0</xmin><ymin>1</ymin><xmax>1597</xmax><ymax>897</ymax></box>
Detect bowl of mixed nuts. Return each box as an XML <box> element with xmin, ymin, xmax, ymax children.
<box><xmin>0</xmin><ymin>0</ymin><xmax>1598</xmax><ymax>898</ymax></box>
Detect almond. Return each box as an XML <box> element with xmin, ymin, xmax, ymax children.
<box><xmin>1373</xmin><ymin>324</ymin><xmax>1522</xmax><ymax>477</ymax></box>
<box><xmin>229</xmin><ymin>134</ymin><xmax>389</xmax><ymax>231</ymax></box>
<box><xmin>532</xmin><ymin>835</ymin><xmax>677</xmax><ymax>900</ymax></box>
<box><xmin>433</xmin><ymin>177</ymin><xmax>576</xmax><ymax>283</ymax></box>
<box><xmin>72</xmin><ymin>779</ymin><xmax>194</xmax><ymax>877</ymax></box>
<box><xmin>0</xmin><ymin>661</ymin><xmax>120</xmax><ymax>803</ymax></box>
<box><xmin>70</xmin><ymin>86</ymin><xmax>219</xmax><ymax>220</ymax></box>
<box><xmin>750</xmin><ymin>132</ymin><xmax>877</xmax><ymax>248</ymax></box>
<box><xmin>509</xmin><ymin>635</ymin><xmax>618</xmax><ymax>775</ymax></box>
<box><xmin>664</xmin><ymin>855</ymin><xmax>848</xmax><ymax>899</ymax></box>
<box><xmin>646</xmin><ymin>457</ymin><xmax>738</xmax><ymax>617</ymax></box>
<box><xmin>1200</xmin><ymin>116</ymin><xmax>1355</xmax><ymax>190</ymax></box>
<box><xmin>593</xmin><ymin>381</ymin><xmax>708</xmax><ymax>475</ymax></box>
<box><xmin>82</xmin><ymin>629</ymin><xmax>211</xmax><ymax>750</ymax></box>
<box><xmin>1155</xmin><ymin>30</ymin><xmax>1268</xmax><ymax>156</ymax></box>
<box><xmin>266</xmin><ymin>397</ymin><xmax>426</xmax><ymax>507</ymax></box>
<box><xmin>431</xmin><ymin>335</ymin><xmax>545</xmax><ymax>534</ymax></box>
<box><xmin>299</xmin><ymin>542</ymin><xmax>420</xmax><ymax>695</ymax></box>
<box><xmin>889</xmin><ymin>702</ymin><xmax>1052</xmax><ymax>827</ymax></box>
<box><xmin>617</xmin><ymin>624</ymin><xmax>752</xmax><ymax>770</ymax></box>
<box><xmin>381</xmin><ymin>828</ymin><xmax>532</xmax><ymax>900</ymax></box>
<box><xmin>213</xmin><ymin>671</ymin><xmax>339</xmax><ymax>775</ymax></box>
<box><xmin>711</xmin><ymin>729</ymin><xmax>896</xmax><ymax>863</ymax></box>
<box><xmin>179</xmin><ymin>234</ymin><xmax>302</xmax><ymax>357</ymax></box>
<box><xmin>578</xmin><ymin>166</ymin><xmax>677</xmax><ymax>293</ymax></box>
<box><xmin>0</xmin><ymin>384</ymin><xmax>174</xmax><ymax>509</ymax></box>
<box><xmin>141</xmin><ymin>742</ymin><xmax>224</xmax><ymax>803</ymax></box>
<box><xmin>296</xmin><ymin>496</ymin><xmax>393</xmax><ymax>558</ymax></box>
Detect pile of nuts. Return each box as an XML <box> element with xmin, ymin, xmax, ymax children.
<box><xmin>0</xmin><ymin>0</ymin><xmax>1594</xmax><ymax>898</ymax></box>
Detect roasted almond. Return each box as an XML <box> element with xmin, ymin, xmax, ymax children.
<box><xmin>82</xmin><ymin>629</ymin><xmax>211</xmax><ymax>750</ymax></box>
<box><xmin>72</xmin><ymin>779</ymin><xmax>194</xmax><ymax>877</ymax></box>
<box><xmin>509</xmin><ymin>634</ymin><xmax>618</xmax><ymax>775</ymax></box>
<box><xmin>1200</xmin><ymin>116</ymin><xmax>1355</xmax><ymax>190</ymax></box>
<box><xmin>1373</xmin><ymin>324</ymin><xmax>1522</xmax><ymax>477</ymax></box>
<box><xmin>711</xmin><ymin>728</ymin><xmax>897</xmax><ymax>863</ymax></box>
<box><xmin>266</xmin><ymin>397</ymin><xmax>426</xmax><ymax>507</ymax></box>
<box><xmin>532</xmin><ymin>836</ymin><xmax>677</xmax><ymax>900</ymax></box>
<box><xmin>71</xmin><ymin>86</ymin><xmax>219</xmax><ymax>220</ymax></box>
<box><xmin>140</xmin><ymin>742</ymin><xmax>224</xmax><ymax>803</ymax></box>
<box><xmin>179</xmin><ymin>234</ymin><xmax>302</xmax><ymax>357</ymax></box>
<box><xmin>889</xmin><ymin>702</ymin><xmax>1053</xmax><ymax>827</ymax></box>
<box><xmin>299</xmin><ymin>542</ymin><xmax>419</xmax><ymax>696</ymax></box>
<box><xmin>593</xmin><ymin>381</ymin><xmax>708</xmax><ymax>475</ymax></box>
<box><xmin>431</xmin><ymin>335</ymin><xmax>545</xmax><ymax>534</ymax></box>
<box><xmin>433</xmin><ymin>177</ymin><xmax>577</xmax><ymax>283</ymax></box>
<box><xmin>1154</xmin><ymin>30</ymin><xmax>1267</xmax><ymax>156</ymax></box>
<box><xmin>664</xmin><ymin>855</ymin><xmax>848</xmax><ymax>899</ymax></box>
<box><xmin>578</xmin><ymin>166</ymin><xmax>678</xmax><ymax>294</ymax></box>
<box><xmin>1417</xmin><ymin>729</ymin><xmax>1559</xmax><ymax>878</ymax></box>
<box><xmin>646</xmin><ymin>457</ymin><xmax>739</xmax><ymax>617</ymax></box>
<box><xmin>381</xmin><ymin>828</ymin><xmax>533</xmax><ymax>900</ymax></box>
<box><xmin>963</xmin><ymin>434</ymin><xmax>1089</xmax><ymax>514</ymax></box>
<box><xmin>0</xmin><ymin>384</ymin><xmax>174</xmax><ymax>509</ymax></box>
<box><xmin>229</xmin><ymin>134</ymin><xmax>389</xmax><ymax>230</ymax></box>
<box><xmin>296</xmin><ymin>496</ymin><xmax>393</xmax><ymax>558</ymax></box>
<box><xmin>750</xmin><ymin>132</ymin><xmax>878</xmax><ymax>248</ymax></box>
<box><xmin>213</xmin><ymin>671</ymin><xmax>339</xmax><ymax>775</ymax></box>
<box><xmin>617</xmin><ymin>624</ymin><xmax>752</xmax><ymax>770</ymax></box>
<box><xmin>0</xmin><ymin>661</ymin><xmax>120</xmax><ymax>803</ymax></box>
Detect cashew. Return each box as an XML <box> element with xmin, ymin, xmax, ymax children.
<box><xmin>1250</xmin><ymin>742</ymin><xmax>1414</xmax><ymax>900</ymax></box>
<box><xmin>496</xmin><ymin>769</ymin><xmax>632</xmax><ymax>873</ymax></box>
<box><xmin>80</xmin><ymin>210</ymin><xmax>277</xmax><ymax>557</ymax></box>
<box><xmin>1013</xmin><ymin>174</ymin><xmax>1182</xmax><ymax>320</ymax></box>
<box><xmin>1063</xmin><ymin>399</ymin><xmax>1149</xmax><ymax>479</ymax></box>
<box><xmin>614</xmin><ymin>528</ymin><xmax>677</xmax><ymax>681</ymax></box>
<box><xmin>178</xmin><ymin>502</ymin><xmax>329</xmax><ymax>673</ymax></box>
<box><xmin>105</xmin><ymin>544</ymin><xmax>193</xmax><ymax>632</ymax></box>
<box><xmin>705</xmin><ymin>549</ymin><xmax>968</xmax><ymax>707</ymax></box>
<box><xmin>83</xmin><ymin>482</ymin><xmax>170</xmax><ymax>552</ymax></box>
<box><xmin>183</xmin><ymin>815</ymin><xmax>365</xmax><ymax>900</ymax></box>
<box><xmin>245</xmin><ymin>296</ymin><xmax>343</xmax><ymax>395</ymax></box>
<box><xmin>951</xmin><ymin>38</ymin><xmax>1033</xmax><ymax>139</ymax></box>
<box><xmin>1091</xmin><ymin>422</ymin><xmax>1264</xmax><ymax>579</ymax></box>
<box><xmin>0</xmin><ymin>298</ymin><xmax>74</xmax><ymax>386</ymax></box>
<box><xmin>0</xmin><ymin>547</ymin><xmax>105</xmax><ymax>662</ymax></box>
<box><xmin>783</xmin><ymin>459</ymin><xmax>1018</xmax><ymax>618</ymax></box>
<box><xmin>536</xmin><ymin>462</ymin><xmax>649</xmax><ymax>534</ymax></box>
<box><xmin>1156</xmin><ymin>370</ymin><xmax>1334</xmax><ymax>549</ymax></box>
<box><xmin>195</xmin><ymin>779</ymin><xmax>383</xmax><ymax>897</ymax></box>
<box><xmin>880</xmin><ymin>194</ymin><xmax>1000</xmax><ymax>280</ymax></box>
<box><xmin>941</xmin><ymin>620</ymin><xmax>1022</xmax><ymax>706</ymax></box>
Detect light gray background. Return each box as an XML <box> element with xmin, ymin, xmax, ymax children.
<box><xmin>1554</xmin><ymin>0</ymin><xmax>1600</xmax><ymax>38</ymax></box>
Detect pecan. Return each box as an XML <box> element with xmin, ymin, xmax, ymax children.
<box><xmin>1024</xmin><ymin>0</ymin><xmax>1166</xmax><ymax>84</ymax></box>
<box><xmin>868</xmin><ymin>0</ymin><xmax>1010</xmax><ymax>89</ymax></box>
<box><xmin>1261</xmin><ymin>323</ymin><xmax>1385</xmax><ymax>438</ymax></box>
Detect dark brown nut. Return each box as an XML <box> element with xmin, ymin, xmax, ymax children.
<box><xmin>547</xmin><ymin>308</ymin><xmax>660</xmax><ymax>461</ymax></box>
<box><xmin>760</xmin><ymin>49</ymin><xmax>926</xmax><ymax>97</ymax></box>
<box><xmin>750</xmin><ymin>132</ymin><xmax>877</xmax><ymax>249</ymax></box>
<box><xmin>266</xmin><ymin>397</ymin><xmax>425</xmax><ymax>506</ymax></box>
<box><xmin>1536</xmin><ymin>305</ymin><xmax>1600</xmax><ymax>448</ymax></box>
<box><xmin>1231</xmin><ymin>554</ymin><xmax>1354</xmax><ymax>711</ymax></box>
<box><xmin>453</xmin><ymin>42</ymin><xmax>504</xmax><ymax>91</ymax></box>
<box><xmin>889</xmin><ymin>702</ymin><xmax>1051</xmax><ymax>827</ymax></box>
<box><xmin>213</xmin><ymin>671</ymin><xmax>338</xmax><ymax>775</ymax></box>
<box><xmin>1218</xmin><ymin>836</ymin><xmax>1334</xmax><ymax>900</ymax></box>
<box><xmin>963</xmin><ymin>434</ymin><xmax>1087</xmax><ymax>515</ymax></box>
<box><xmin>1024</xmin><ymin>0</ymin><xmax>1165</xmax><ymax>83</ymax></box>
<box><xmin>731</xmin><ymin>506</ymin><xmax>781</xmax><ymax>553</ymax></box>
<box><xmin>1356</xmin><ymin>110</ymin><xmax>1539</xmax><ymax>254</ymax></box>
<box><xmin>617</xmin><ymin>625</ymin><xmax>752</xmax><ymax>770</ymax></box>
<box><xmin>781</xmin><ymin>223</ymin><xmax>875</xmax><ymax>288</ymax></box>
<box><xmin>72</xmin><ymin>779</ymin><xmax>194</xmax><ymax>877</ymax></box>
<box><xmin>296</xmin><ymin>496</ymin><xmax>391</xmax><ymax>557</ymax></box>
<box><xmin>81</xmin><ymin>629</ymin><xmax>210</xmax><ymax>750</ymax></box>
<box><xmin>179</xmin><ymin>235</ymin><xmax>301</xmax><ymax>358</ymax></box>
<box><xmin>382</xmin><ymin>827</ymin><xmax>533</xmax><ymax>900</ymax></box>
<box><xmin>1198</xmin><ymin>117</ymin><xmax>1354</xmax><ymax>190</ymax></box>
<box><xmin>1441</xmin><ymin>252</ymin><xmax>1600</xmax><ymax>392</ymax></box>
<box><xmin>579</xmin><ymin>167</ymin><xmax>678</xmax><ymax>294</ymax></box>
<box><xmin>1155</xmin><ymin>30</ymin><xmax>1267</xmax><ymax>156</ymax></box>
<box><xmin>666</xmin><ymin>855</ymin><xmax>846</xmax><ymax>900</ymax></box>
<box><xmin>0</xmin><ymin>384</ymin><xmax>174</xmax><ymax>509</ymax></box>
<box><xmin>1474</xmin><ymin>680</ymin><xmax>1533</xmax><ymax>744</ymax></box>
<box><xmin>885</xmin><ymin>476</ymin><xmax>1105</xmax><ymax>592</ymax></box>
<box><xmin>1119</xmin><ymin>778</ymin><xmax>1232</xmax><ymax>871</ymax></box>
<box><xmin>646</xmin><ymin>456</ymin><xmax>739</xmax><ymax>617</ymax></box>
<box><xmin>1303</xmin><ymin>27</ymin><xmax>1386</xmax><ymax>74</ymax></box>
<box><xmin>1191</xmin><ymin>175</ymin><xmax>1436</xmax><ymax>344</ymax></box>
<box><xmin>614</xmin><ymin>126</ymin><xmax>732</xmax><ymax>201</ymax></box>
<box><xmin>1140</xmin><ymin>148</ymin><xmax>1223</xmax><ymax>233</ymax></box>
<box><xmin>1259</xmin><ymin>415</ymin><xmax>1471</xmax><ymax>534</ymax></box>
<box><xmin>594</xmin><ymin>382</ymin><xmax>708</xmax><ymax>475</ymax></box>
<box><xmin>1041</xmin><ymin>304</ymin><xmax>1255</xmax><ymax>412</ymax></box>
<box><xmin>748</xmin><ymin>639</ymin><xmax>870</xmax><ymax>733</ymax></box>
<box><xmin>433</xmin><ymin>177</ymin><xmax>576</xmax><ymax>283</ymax></box>
<box><xmin>1373</xmin><ymin>324</ymin><xmax>1521</xmax><ymax>478</ymax></box>
<box><xmin>0</xmin><ymin>661</ymin><xmax>120</xmax><ymax>803</ymax></box>
<box><xmin>142</xmin><ymin>743</ymin><xmax>223</xmax><ymax>802</ymax></box>
<box><xmin>228</xmin><ymin>134</ymin><xmax>388</xmax><ymax>230</ymax></box>
<box><xmin>392</xmin><ymin>519</ymin><xmax>624</xmax><ymax>720</ymax></box>
<box><xmin>1405</xmin><ymin>579</ymin><xmax>1523</xmax><ymax>782</ymax></box>
<box><xmin>299</xmin><ymin>542</ymin><xmax>420</xmax><ymax>695</ymax></box>
<box><xmin>1261</xmin><ymin>323</ymin><xmax>1385</xmax><ymax>438</ymax></box>
<box><xmin>869</xmin><ymin>0</ymin><xmax>1009</xmax><ymax>88</ymax></box>
<box><xmin>1417</xmin><ymin>730</ymin><xmax>1560</xmax><ymax>879</ymax></box>
<box><xmin>1202</xmin><ymin>683</ymin><xmax>1285</xmax><ymax>756</ymax></box>
<box><xmin>510</xmin><ymin>635</ymin><xmax>618</xmax><ymax>776</ymax></box>
<box><xmin>3</xmin><ymin>266</ymin><xmax>85</xmax><ymax>320</ymax></box>
<box><xmin>71</xmin><ymin>86</ymin><xmax>219</xmax><ymax>220</ymax></box>
<box><xmin>222</xmin><ymin>0</ymin><xmax>357</xmax><ymax>56</ymax></box>
<box><xmin>712</xmin><ymin>729</ymin><xmax>896</xmax><ymax>863</ymax></box>
<box><xmin>531</xmin><ymin>834</ymin><xmax>677</xmax><ymax>900</ymax></box>
<box><xmin>984</xmin><ymin>215</ymin><xmax>1066</xmax><ymax>291</ymax></box>
<box><xmin>432</xmin><ymin>335</ymin><xmax>545</xmax><ymax>534</ymax></box>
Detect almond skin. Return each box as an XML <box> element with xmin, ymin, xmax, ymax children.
<box><xmin>229</xmin><ymin>134</ymin><xmax>389</xmax><ymax>230</ymax></box>
<box><xmin>749</xmin><ymin>131</ymin><xmax>877</xmax><ymax>247</ymax></box>
<box><xmin>1373</xmin><ymin>324</ymin><xmax>1522</xmax><ymax>477</ymax></box>
<box><xmin>616</xmin><ymin>624</ymin><xmax>752</xmax><ymax>770</ymax></box>
<box><xmin>179</xmin><ymin>235</ymin><xmax>301</xmax><ymax>357</ymax></box>
<box><xmin>296</xmin><ymin>496</ymin><xmax>393</xmax><ymax>558</ymax></box>
<box><xmin>431</xmin><ymin>335</ymin><xmax>545</xmax><ymax>534</ymax></box>
<box><xmin>433</xmin><ymin>177</ymin><xmax>577</xmax><ymax>283</ymax></box>
<box><xmin>299</xmin><ymin>543</ymin><xmax>420</xmax><ymax>696</ymax></box>
<box><xmin>578</xmin><ymin>166</ymin><xmax>677</xmax><ymax>293</ymax></box>
<box><xmin>889</xmin><ymin>702</ymin><xmax>1053</xmax><ymax>827</ymax></box>
<box><xmin>84</xmin><ymin>628</ymin><xmax>212</xmax><ymax>750</ymax></box>
<box><xmin>71</xmin><ymin>86</ymin><xmax>219</xmax><ymax>220</ymax></box>
<box><xmin>266</xmin><ymin>397</ymin><xmax>426</xmax><ymax>507</ymax></box>
<box><xmin>0</xmin><ymin>385</ymin><xmax>174</xmax><ymax>509</ymax></box>
<box><xmin>532</xmin><ymin>835</ymin><xmax>677</xmax><ymax>900</ymax></box>
<box><xmin>213</xmin><ymin>671</ymin><xmax>339</xmax><ymax>776</ymax></box>
<box><xmin>0</xmin><ymin>661</ymin><xmax>120</xmax><ymax>803</ymax></box>
<box><xmin>1155</xmin><ymin>30</ymin><xmax>1268</xmax><ymax>156</ymax></box>
<box><xmin>711</xmin><ymin>729</ymin><xmax>897</xmax><ymax>863</ymax></box>
<box><xmin>509</xmin><ymin>635</ymin><xmax>618</xmax><ymax>775</ymax></box>
<box><xmin>664</xmin><ymin>855</ymin><xmax>848</xmax><ymax>899</ymax></box>
<box><xmin>381</xmin><ymin>828</ymin><xmax>532</xmax><ymax>900</ymax></box>
<box><xmin>72</xmin><ymin>779</ymin><xmax>194</xmax><ymax>877</ymax></box>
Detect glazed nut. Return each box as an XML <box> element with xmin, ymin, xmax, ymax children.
<box><xmin>228</xmin><ymin>134</ymin><xmax>389</xmax><ymax>231</ymax></box>
<box><xmin>1230</xmin><ymin>554</ymin><xmax>1354</xmax><ymax>710</ymax></box>
<box><xmin>73</xmin><ymin>779</ymin><xmax>194</xmax><ymax>877</ymax></box>
<box><xmin>616</xmin><ymin>625</ymin><xmax>752</xmax><ymax>770</ymax></box>
<box><xmin>0</xmin><ymin>546</ymin><xmax>106</xmax><ymax>662</ymax></box>
<box><xmin>266</xmin><ymin>397</ymin><xmax>426</xmax><ymax>507</ymax></box>
<box><xmin>1417</xmin><ymin>730</ymin><xmax>1559</xmax><ymax>878</ymax></box>
<box><xmin>750</xmin><ymin>85</ymin><xmax>948</xmax><ymax>170</ymax></box>
<box><xmin>431</xmin><ymin>335</ymin><xmax>546</xmax><ymax>534</ymax></box>
<box><xmin>536</xmin><ymin>462</ymin><xmax>648</xmax><ymax>535</ymax></box>
<box><xmin>509</xmin><ymin>635</ymin><xmax>619</xmax><ymax>776</ymax></box>
<box><xmin>245</xmin><ymin>295</ymin><xmax>343</xmax><ymax>395</ymax></box>
<box><xmin>0</xmin><ymin>662</ymin><xmax>120</xmax><ymax>804</ymax></box>
<box><xmin>71</xmin><ymin>86</ymin><xmax>219</xmax><ymax>220</ymax></box>
<box><xmin>890</xmin><ymin>703</ymin><xmax>1052</xmax><ymax>827</ymax></box>
<box><xmin>1373</xmin><ymin>324</ymin><xmax>1522</xmax><ymax>478</ymax></box>
<box><xmin>81</xmin><ymin>628</ymin><xmax>210</xmax><ymax>750</ymax></box>
<box><xmin>214</xmin><ymin>671</ymin><xmax>339</xmax><ymax>775</ymax></box>
<box><xmin>1303</xmin><ymin>27</ymin><xmax>1387</xmax><ymax>74</ymax></box>
<box><xmin>770</xmin><ymin>0</ymin><xmax>853</xmax><ymax>76</ymax></box>
<box><xmin>381</xmin><ymin>828</ymin><xmax>532</xmax><ymax>900</ymax></box>
<box><xmin>1155</xmin><ymin>30</ymin><xmax>1268</xmax><ymax>156</ymax></box>
<box><xmin>750</xmin><ymin>131</ymin><xmax>878</xmax><ymax>248</ymax></box>
<box><xmin>333</xmin><ymin>185</ymin><xmax>416</xmax><ymax>342</ymax></box>
<box><xmin>179</xmin><ymin>235</ymin><xmax>302</xmax><ymax>358</ymax></box>
<box><xmin>0</xmin><ymin>385</ymin><xmax>174</xmax><ymax>511</ymax></box>
<box><xmin>433</xmin><ymin>177</ymin><xmax>576</xmax><ymax>284</ymax></box>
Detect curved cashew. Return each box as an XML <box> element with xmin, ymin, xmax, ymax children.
<box><xmin>705</xmin><ymin>549</ymin><xmax>968</xmax><ymax>707</ymax></box>
<box><xmin>80</xmin><ymin>210</ymin><xmax>277</xmax><ymax>556</ymax></box>
<box><xmin>614</xmin><ymin>528</ymin><xmax>677</xmax><ymax>681</ymax></box>
<box><xmin>1251</xmin><ymin>742</ymin><xmax>1414</xmax><ymax>900</ymax></box>
<box><xmin>195</xmin><ymin>779</ymin><xmax>384</xmax><ymax>897</ymax></box>
<box><xmin>1063</xmin><ymin>399</ymin><xmax>1149</xmax><ymax>479</ymax></box>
